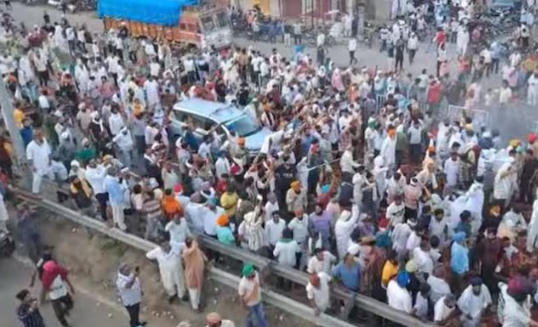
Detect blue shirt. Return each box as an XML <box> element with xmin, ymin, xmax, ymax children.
<box><xmin>183</xmin><ymin>131</ymin><xmax>199</xmax><ymax>152</ymax></box>
<box><xmin>17</xmin><ymin>302</ymin><xmax>46</xmax><ymax>327</ymax></box>
<box><xmin>490</xmin><ymin>44</ymin><xmax>501</xmax><ymax>60</ymax></box>
<box><xmin>104</xmin><ymin>175</ymin><xmax>125</xmax><ymax>206</ymax></box>
<box><xmin>450</xmin><ymin>242</ymin><xmax>469</xmax><ymax>275</ymax></box>
<box><xmin>216</xmin><ymin>226</ymin><xmax>235</xmax><ymax>246</ymax></box>
<box><xmin>20</xmin><ymin>127</ymin><xmax>33</xmax><ymax>148</ymax></box>
<box><xmin>301</xmin><ymin>134</ymin><xmax>315</xmax><ymax>155</ymax></box>
<box><xmin>332</xmin><ymin>262</ymin><xmax>361</xmax><ymax>292</ymax></box>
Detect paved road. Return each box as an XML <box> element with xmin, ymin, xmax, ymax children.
<box><xmin>0</xmin><ymin>257</ymin><xmax>131</xmax><ymax>327</ymax></box>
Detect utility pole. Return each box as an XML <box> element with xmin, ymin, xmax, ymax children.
<box><xmin>0</xmin><ymin>77</ymin><xmax>31</xmax><ymax>190</ymax></box>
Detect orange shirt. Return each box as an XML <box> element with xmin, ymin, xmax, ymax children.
<box><xmin>162</xmin><ymin>195</ymin><xmax>183</xmax><ymax>218</ymax></box>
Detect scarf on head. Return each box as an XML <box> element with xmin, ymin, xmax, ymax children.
<box><xmin>70</xmin><ymin>179</ymin><xmax>92</xmax><ymax>198</ymax></box>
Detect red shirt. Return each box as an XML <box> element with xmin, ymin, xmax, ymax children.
<box><xmin>216</xmin><ymin>179</ymin><xmax>227</xmax><ymax>194</ymax></box>
<box><xmin>435</xmin><ymin>31</ymin><xmax>446</xmax><ymax>46</ymax></box>
<box><xmin>427</xmin><ymin>83</ymin><xmax>442</xmax><ymax>104</ymax></box>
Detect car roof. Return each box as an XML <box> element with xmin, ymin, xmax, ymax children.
<box><xmin>173</xmin><ymin>98</ymin><xmax>242</xmax><ymax>124</ymax></box>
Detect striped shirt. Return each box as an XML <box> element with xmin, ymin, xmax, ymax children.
<box><xmin>143</xmin><ymin>199</ymin><xmax>162</xmax><ymax>220</ymax></box>
<box><xmin>17</xmin><ymin>302</ymin><xmax>45</xmax><ymax>327</ymax></box>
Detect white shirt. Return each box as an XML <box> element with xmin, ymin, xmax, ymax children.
<box><xmin>48</xmin><ymin>275</ymin><xmax>68</xmax><ymax>300</ymax></box>
<box><xmin>113</xmin><ymin>130</ymin><xmax>134</xmax><ymax>151</ymax></box>
<box><xmin>387</xmin><ymin>280</ymin><xmax>413</xmax><ymax>313</ymax></box>
<box><xmin>340</xmin><ymin>150</ymin><xmax>359</xmax><ymax>174</ymax></box>
<box><xmin>146</xmin><ymin>244</ymin><xmax>184</xmax><ymax>272</ymax></box>
<box><xmin>238</xmin><ymin>272</ymin><xmax>262</xmax><ymax>306</ymax></box>
<box><xmin>306</xmin><ymin>272</ymin><xmax>331</xmax><ymax>311</ymax></box>
<box><xmin>215</xmin><ymin>157</ymin><xmax>231</xmax><ymax>179</ymax></box>
<box><xmin>165</xmin><ymin>220</ymin><xmax>191</xmax><ymax>245</ymax></box>
<box><xmin>408</xmin><ymin>125</ymin><xmax>422</xmax><ymax>144</ymax></box>
<box><xmin>288</xmin><ymin>217</ymin><xmax>308</xmax><ymax>244</ymax></box>
<box><xmin>444</xmin><ymin>158</ymin><xmax>460</xmax><ymax>186</ymax></box>
<box><xmin>502</xmin><ymin>290</ymin><xmax>532</xmax><ymax>327</ymax></box>
<box><xmin>499</xmin><ymin>86</ymin><xmax>512</xmax><ymax>104</ymax></box>
<box><xmin>414</xmin><ymin>292</ymin><xmax>429</xmax><ymax>319</ymax></box>
<box><xmin>106</xmin><ymin>56</ymin><xmax>119</xmax><ymax>74</ymax></box>
<box><xmin>108</xmin><ymin>113</ymin><xmax>125</xmax><ymax>136</ymax></box>
<box><xmin>26</xmin><ymin>139</ymin><xmax>51</xmax><ymax>172</ymax></box>
<box><xmin>203</xmin><ymin>207</ymin><xmax>225</xmax><ymax>236</ymax></box>
<box><xmin>116</xmin><ymin>273</ymin><xmax>142</xmax><ymax>306</ymax></box>
<box><xmin>317</xmin><ymin>33</ymin><xmax>326</xmax><ymax>47</ymax></box>
<box><xmin>494</xmin><ymin>162</ymin><xmax>514</xmax><ymax>199</ymax></box>
<box><xmin>85</xmin><ymin>165</ymin><xmax>107</xmax><ymax>194</ymax></box>
<box><xmin>412</xmin><ymin>247</ymin><xmax>434</xmax><ymax>274</ymax></box>
<box><xmin>434</xmin><ymin>297</ymin><xmax>455</xmax><ymax>322</ymax></box>
<box><xmin>150</xmin><ymin>62</ymin><xmax>160</xmax><ymax>77</ymax></box>
<box><xmin>38</xmin><ymin>95</ymin><xmax>50</xmax><ymax>110</ymax></box>
<box><xmin>264</xmin><ymin>202</ymin><xmax>279</xmax><ymax>223</ymax></box>
<box><xmin>428</xmin><ymin>275</ymin><xmax>451</xmax><ymax>304</ymax></box>
<box><xmin>480</xmin><ymin>49</ymin><xmax>492</xmax><ymax>63</ymax></box>
<box><xmin>408</xmin><ymin>36</ymin><xmax>418</xmax><ymax>50</ymax></box>
<box><xmin>528</xmin><ymin>75</ymin><xmax>538</xmax><ymax>90</ymax></box>
<box><xmin>273</xmin><ymin>239</ymin><xmax>300</xmax><ymax>267</ymax></box>
<box><xmin>265</xmin><ymin>219</ymin><xmax>286</xmax><ymax>246</ymax></box>
<box><xmin>348</xmin><ymin>38</ymin><xmax>357</xmax><ymax>51</ymax></box>
<box><xmin>307</xmin><ymin>251</ymin><xmax>336</xmax><ymax>275</ymax></box>
<box><xmin>184</xmin><ymin>59</ymin><xmax>195</xmax><ymax>72</ymax></box>
<box><xmin>386</xmin><ymin>202</ymin><xmax>405</xmax><ymax>226</ymax></box>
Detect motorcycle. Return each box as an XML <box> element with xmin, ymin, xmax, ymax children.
<box><xmin>0</xmin><ymin>230</ymin><xmax>15</xmax><ymax>258</ymax></box>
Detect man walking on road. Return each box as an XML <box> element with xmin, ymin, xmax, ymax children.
<box><xmin>348</xmin><ymin>37</ymin><xmax>357</xmax><ymax>65</ymax></box>
<box><xmin>116</xmin><ymin>263</ymin><xmax>146</xmax><ymax>327</ymax></box>
<box><xmin>16</xmin><ymin>289</ymin><xmax>46</xmax><ymax>327</ymax></box>
<box><xmin>238</xmin><ymin>263</ymin><xmax>269</xmax><ymax>327</ymax></box>
<box><xmin>41</xmin><ymin>260</ymin><xmax>76</xmax><ymax>327</ymax></box>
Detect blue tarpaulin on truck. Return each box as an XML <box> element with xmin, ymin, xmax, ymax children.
<box><xmin>97</xmin><ymin>0</ymin><xmax>199</xmax><ymax>27</ymax></box>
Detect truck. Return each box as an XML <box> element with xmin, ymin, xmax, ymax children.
<box><xmin>98</xmin><ymin>0</ymin><xmax>232</xmax><ymax>49</ymax></box>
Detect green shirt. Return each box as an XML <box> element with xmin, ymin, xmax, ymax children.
<box><xmin>76</xmin><ymin>147</ymin><xmax>96</xmax><ymax>163</ymax></box>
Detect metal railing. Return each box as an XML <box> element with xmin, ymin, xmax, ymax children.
<box><xmin>13</xmin><ymin>188</ymin><xmax>357</xmax><ymax>327</ymax></box>
<box><xmin>13</xmin><ymin>186</ymin><xmax>435</xmax><ymax>327</ymax></box>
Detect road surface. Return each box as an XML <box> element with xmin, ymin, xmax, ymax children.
<box><xmin>0</xmin><ymin>256</ymin><xmax>131</xmax><ymax>327</ymax></box>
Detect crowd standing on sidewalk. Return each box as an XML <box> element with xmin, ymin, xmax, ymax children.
<box><xmin>6</xmin><ymin>0</ymin><xmax>538</xmax><ymax>327</ymax></box>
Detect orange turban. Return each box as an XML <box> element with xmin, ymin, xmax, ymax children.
<box><xmin>238</xmin><ymin>138</ymin><xmax>246</xmax><ymax>145</ymax></box>
<box><xmin>290</xmin><ymin>181</ymin><xmax>301</xmax><ymax>190</ymax></box>
<box><xmin>216</xmin><ymin>214</ymin><xmax>229</xmax><ymax>227</ymax></box>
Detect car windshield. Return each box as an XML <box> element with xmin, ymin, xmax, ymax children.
<box><xmin>200</xmin><ymin>16</ymin><xmax>216</xmax><ymax>32</ymax></box>
<box><xmin>216</xmin><ymin>11</ymin><xmax>230</xmax><ymax>29</ymax></box>
<box><xmin>224</xmin><ymin>115</ymin><xmax>260</xmax><ymax>138</ymax></box>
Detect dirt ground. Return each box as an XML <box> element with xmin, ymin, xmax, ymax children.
<box><xmin>33</xmin><ymin>213</ymin><xmax>316</xmax><ymax>327</ymax></box>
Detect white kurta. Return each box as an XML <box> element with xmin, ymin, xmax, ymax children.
<box><xmin>527</xmin><ymin>198</ymin><xmax>538</xmax><ymax>252</ymax></box>
<box><xmin>146</xmin><ymin>244</ymin><xmax>186</xmax><ymax>298</ymax></box>
<box><xmin>334</xmin><ymin>206</ymin><xmax>360</xmax><ymax>260</ymax></box>
<box><xmin>457</xmin><ymin>285</ymin><xmax>492</xmax><ymax>327</ymax></box>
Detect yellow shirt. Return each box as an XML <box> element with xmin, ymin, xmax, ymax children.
<box><xmin>381</xmin><ymin>261</ymin><xmax>399</xmax><ymax>287</ymax></box>
<box><xmin>220</xmin><ymin>192</ymin><xmax>238</xmax><ymax>217</ymax></box>
<box><xmin>14</xmin><ymin>108</ymin><xmax>24</xmax><ymax>128</ymax></box>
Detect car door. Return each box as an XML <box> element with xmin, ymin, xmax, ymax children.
<box><xmin>169</xmin><ymin>110</ymin><xmax>187</xmax><ymax>138</ymax></box>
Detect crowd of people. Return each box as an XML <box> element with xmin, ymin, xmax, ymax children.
<box><xmin>5</xmin><ymin>0</ymin><xmax>538</xmax><ymax>327</ymax></box>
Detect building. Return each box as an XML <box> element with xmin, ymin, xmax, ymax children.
<box><xmin>231</xmin><ymin>0</ymin><xmax>389</xmax><ymax>22</ymax></box>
